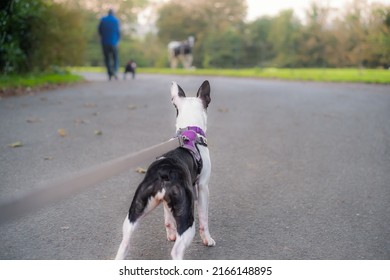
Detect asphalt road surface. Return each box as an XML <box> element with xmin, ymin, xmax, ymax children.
<box><xmin>0</xmin><ymin>73</ymin><xmax>389</xmax><ymax>259</ymax></box>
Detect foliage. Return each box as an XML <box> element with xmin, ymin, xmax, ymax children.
<box><xmin>0</xmin><ymin>0</ymin><xmax>85</xmax><ymax>74</ymax></box>
<box><xmin>242</xmin><ymin>16</ymin><xmax>274</xmax><ymax>67</ymax></box>
<box><xmin>296</xmin><ymin>3</ymin><xmax>330</xmax><ymax>67</ymax></box>
<box><xmin>30</xmin><ymin>2</ymin><xmax>85</xmax><ymax>71</ymax></box>
<box><xmin>153</xmin><ymin>0</ymin><xmax>390</xmax><ymax>69</ymax></box>
<box><xmin>0</xmin><ymin>0</ymin><xmax>149</xmax><ymax>73</ymax></box>
<box><xmin>1</xmin><ymin>0</ymin><xmax>40</xmax><ymax>73</ymax></box>
<box><xmin>2</xmin><ymin>0</ymin><xmax>390</xmax><ymax>73</ymax></box>
<box><xmin>156</xmin><ymin>0</ymin><xmax>247</xmax><ymax>68</ymax></box>
<box><xmin>201</xmin><ymin>28</ymin><xmax>245</xmax><ymax>68</ymax></box>
<box><xmin>121</xmin><ymin>33</ymin><xmax>167</xmax><ymax>67</ymax></box>
<box><xmin>267</xmin><ymin>10</ymin><xmax>301</xmax><ymax>67</ymax></box>
<box><xmin>70</xmin><ymin>0</ymin><xmax>149</xmax><ymax>67</ymax></box>
<box><xmin>57</xmin><ymin>0</ymin><xmax>148</xmax><ymax>24</ymax></box>
<box><xmin>366</xmin><ymin>3</ymin><xmax>390</xmax><ymax>67</ymax></box>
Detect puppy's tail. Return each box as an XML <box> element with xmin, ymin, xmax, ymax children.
<box><xmin>158</xmin><ymin>168</ymin><xmax>177</xmax><ymax>182</ymax></box>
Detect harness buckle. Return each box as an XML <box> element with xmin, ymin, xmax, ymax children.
<box><xmin>198</xmin><ymin>136</ymin><xmax>207</xmax><ymax>146</ymax></box>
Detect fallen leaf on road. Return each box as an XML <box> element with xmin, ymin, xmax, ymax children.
<box><xmin>8</xmin><ymin>141</ymin><xmax>23</xmax><ymax>148</ymax></box>
<box><xmin>135</xmin><ymin>167</ymin><xmax>147</xmax><ymax>174</ymax></box>
<box><xmin>84</xmin><ymin>103</ymin><xmax>97</xmax><ymax>108</ymax></box>
<box><xmin>218</xmin><ymin>107</ymin><xmax>229</xmax><ymax>113</ymax></box>
<box><xmin>94</xmin><ymin>130</ymin><xmax>103</xmax><ymax>136</ymax></box>
<box><xmin>44</xmin><ymin>156</ymin><xmax>54</xmax><ymax>160</ymax></box>
<box><xmin>74</xmin><ymin>118</ymin><xmax>89</xmax><ymax>124</ymax></box>
<box><xmin>128</xmin><ymin>104</ymin><xmax>137</xmax><ymax>110</ymax></box>
<box><xmin>26</xmin><ymin>117</ymin><xmax>41</xmax><ymax>123</ymax></box>
<box><xmin>58</xmin><ymin>128</ymin><xmax>67</xmax><ymax>137</ymax></box>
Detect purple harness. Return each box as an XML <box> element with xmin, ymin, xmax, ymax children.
<box><xmin>176</xmin><ymin>126</ymin><xmax>207</xmax><ymax>175</ymax></box>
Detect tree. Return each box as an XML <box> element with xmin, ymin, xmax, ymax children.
<box><xmin>298</xmin><ymin>2</ymin><xmax>332</xmax><ymax>67</ymax></box>
<box><xmin>156</xmin><ymin>1</ymin><xmax>198</xmax><ymax>44</ymax></box>
<box><xmin>0</xmin><ymin>0</ymin><xmax>85</xmax><ymax>73</ymax></box>
<box><xmin>55</xmin><ymin>0</ymin><xmax>148</xmax><ymax>25</ymax></box>
<box><xmin>0</xmin><ymin>0</ymin><xmax>43</xmax><ymax>73</ymax></box>
<box><xmin>156</xmin><ymin>0</ymin><xmax>247</xmax><ymax>68</ymax></box>
<box><xmin>119</xmin><ymin>32</ymin><xmax>166</xmax><ymax>67</ymax></box>
<box><xmin>32</xmin><ymin>0</ymin><xmax>149</xmax><ymax>67</ymax></box>
<box><xmin>329</xmin><ymin>0</ymin><xmax>372</xmax><ymax>67</ymax></box>
<box><xmin>30</xmin><ymin>1</ymin><xmax>86</xmax><ymax>70</ymax></box>
<box><xmin>267</xmin><ymin>9</ymin><xmax>302</xmax><ymax>67</ymax></box>
<box><xmin>244</xmin><ymin>16</ymin><xmax>274</xmax><ymax>67</ymax></box>
<box><xmin>366</xmin><ymin>3</ymin><xmax>390</xmax><ymax>67</ymax></box>
<box><xmin>201</xmin><ymin>28</ymin><xmax>245</xmax><ymax>68</ymax></box>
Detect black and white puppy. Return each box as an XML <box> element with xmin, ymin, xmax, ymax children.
<box><xmin>115</xmin><ymin>80</ymin><xmax>215</xmax><ymax>260</ymax></box>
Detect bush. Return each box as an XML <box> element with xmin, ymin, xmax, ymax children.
<box><xmin>0</xmin><ymin>0</ymin><xmax>85</xmax><ymax>74</ymax></box>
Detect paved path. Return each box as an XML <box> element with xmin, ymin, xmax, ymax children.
<box><xmin>0</xmin><ymin>73</ymin><xmax>389</xmax><ymax>259</ymax></box>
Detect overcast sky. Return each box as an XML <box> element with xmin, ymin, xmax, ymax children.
<box><xmin>246</xmin><ymin>0</ymin><xmax>390</xmax><ymax>20</ymax></box>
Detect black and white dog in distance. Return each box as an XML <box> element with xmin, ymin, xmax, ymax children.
<box><xmin>168</xmin><ymin>36</ymin><xmax>195</xmax><ymax>69</ymax></box>
<box><xmin>115</xmin><ymin>80</ymin><xmax>215</xmax><ymax>260</ymax></box>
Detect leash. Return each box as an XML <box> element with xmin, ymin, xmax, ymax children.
<box><xmin>0</xmin><ymin>137</ymin><xmax>184</xmax><ymax>225</ymax></box>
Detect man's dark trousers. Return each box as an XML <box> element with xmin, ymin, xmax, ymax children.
<box><xmin>102</xmin><ymin>44</ymin><xmax>118</xmax><ymax>80</ymax></box>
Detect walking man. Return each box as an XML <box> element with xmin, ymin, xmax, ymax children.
<box><xmin>98</xmin><ymin>9</ymin><xmax>121</xmax><ymax>80</ymax></box>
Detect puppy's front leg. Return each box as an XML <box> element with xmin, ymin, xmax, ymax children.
<box><xmin>197</xmin><ymin>183</ymin><xmax>216</xmax><ymax>247</ymax></box>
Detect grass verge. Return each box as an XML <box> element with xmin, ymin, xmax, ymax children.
<box><xmin>138</xmin><ymin>68</ymin><xmax>390</xmax><ymax>84</ymax></box>
<box><xmin>69</xmin><ymin>67</ymin><xmax>390</xmax><ymax>84</ymax></box>
<box><xmin>70</xmin><ymin>66</ymin><xmax>390</xmax><ymax>84</ymax></box>
<box><xmin>0</xmin><ymin>72</ymin><xmax>84</xmax><ymax>97</ymax></box>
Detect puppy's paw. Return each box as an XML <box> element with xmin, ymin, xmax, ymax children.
<box><xmin>167</xmin><ymin>233</ymin><xmax>177</xmax><ymax>242</ymax></box>
<box><xmin>203</xmin><ymin>237</ymin><xmax>216</xmax><ymax>247</ymax></box>
<box><xmin>165</xmin><ymin>224</ymin><xmax>177</xmax><ymax>241</ymax></box>
<box><xmin>200</xmin><ymin>230</ymin><xmax>216</xmax><ymax>247</ymax></box>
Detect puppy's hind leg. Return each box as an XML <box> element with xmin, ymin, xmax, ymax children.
<box><xmin>115</xmin><ymin>215</ymin><xmax>137</xmax><ymax>260</ymax></box>
<box><xmin>115</xmin><ymin>183</ymin><xmax>166</xmax><ymax>260</ymax></box>
<box><xmin>168</xmin><ymin>185</ymin><xmax>195</xmax><ymax>260</ymax></box>
<box><xmin>163</xmin><ymin>202</ymin><xmax>177</xmax><ymax>242</ymax></box>
<box><xmin>171</xmin><ymin>223</ymin><xmax>195</xmax><ymax>260</ymax></box>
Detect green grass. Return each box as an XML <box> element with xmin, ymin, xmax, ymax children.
<box><xmin>69</xmin><ymin>66</ymin><xmax>390</xmax><ymax>84</ymax></box>
<box><xmin>70</xmin><ymin>66</ymin><xmax>106</xmax><ymax>73</ymax></box>
<box><xmin>138</xmin><ymin>67</ymin><xmax>390</xmax><ymax>84</ymax></box>
<box><xmin>1</xmin><ymin>67</ymin><xmax>386</xmax><ymax>96</ymax></box>
<box><xmin>0</xmin><ymin>72</ymin><xmax>84</xmax><ymax>91</ymax></box>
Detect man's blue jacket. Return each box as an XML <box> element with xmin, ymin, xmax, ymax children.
<box><xmin>98</xmin><ymin>14</ymin><xmax>120</xmax><ymax>46</ymax></box>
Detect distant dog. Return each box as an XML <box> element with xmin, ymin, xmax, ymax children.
<box><xmin>123</xmin><ymin>60</ymin><xmax>136</xmax><ymax>79</ymax></box>
<box><xmin>115</xmin><ymin>80</ymin><xmax>215</xmax><ymax>260</ymax></box>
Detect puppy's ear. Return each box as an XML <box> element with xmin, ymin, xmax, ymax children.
<box><xmin>171</xmin><ymin>82</ymin><xmax>186</xmax><ymax>104</ymax></box>
<box><xmin>196</xmin><ymin>80</ymin><xmax>211</xmax><ymax>109</ymax></box>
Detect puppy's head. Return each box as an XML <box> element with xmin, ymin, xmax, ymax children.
<box><xmin>171</xmin><ymin>80</ymin><xmax>211</xmax><ymax>132</ymax></box>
